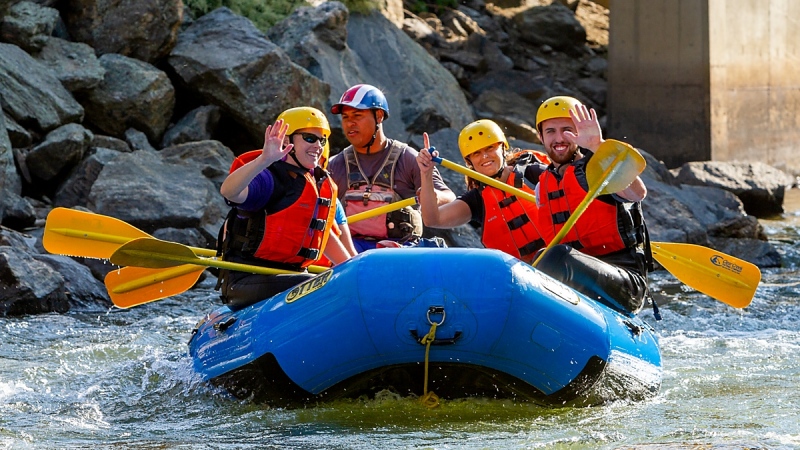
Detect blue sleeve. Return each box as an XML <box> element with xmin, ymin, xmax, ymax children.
<box><xmin>236</xmin><ymin>169</ymin><xmax>275</xmax><ymax>211</ymax></box>
<box><xmin>335</xmin><ymin>200</ymin><xmax>347</xmax><ymax>225</ymax></box>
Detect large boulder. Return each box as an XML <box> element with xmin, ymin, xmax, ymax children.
<box><xmin>346</xmin><ymin>11</ymin><xmax>474</xmax><ymax>137</ymax></box>
<box><xmin>87</xmin><ymin>149</ymin><xmax>227</xmax><ymax>239</ymax></box>
<box><xmin>0</xmin><ymin>1</ymin><xmax>59</xmax><ymax>52</ymax></box>
<box><xmin>24</xmin><ymin>122</ymin><xmax>93</xmax><ymax>183</ymax></box>
<box><xmin>54</xmin><ymin>147</ymin><xmax>121</xmax><ymax>208</ymax></box>
<box><xmin>512</xmin><ymin>2</ymin><xmax>587</xmax><ymax>56</ymax></box>
<box><xmin>160</xmin><ymin>105</ymin><xmax>221</xmax><ymax>147</ymax></box>
<box><xmin>34</xmin><ymin>37</ymin><xmax>106</xmax><ymax>92</ymax></box>
<box><xmin>79</xmin><ymin>53</ymin><xmax>175</xmax><ymax>143</ymax></box>
<box><xmin>159</xmin><ymin>139</ymin><xmax>235</xmax><ymax>189</ymax></box>
<box><xmin>672</xmin><ymin>161</ymin><xmax>795</xmax><ymax>218</ymax></box>
<box><xmin>0</xmin><ymin>110</ymin><xmax>20</xmax><ymax>223</ymax></box>
<box><xmin>0</xmin><ymin>244</ymin><xmax>69</xmax><ymax>315</ymax></box>
<box><xmin>270</xmin><ymin>4</ymin><xmax>473</xmax><ymax>141</ymax></box>
<box><xmin>0</xmin><ymin>43</ymin><xmax>84</xmax><ymax>133</ymax></box>
<box><xmin>32</xmin><ymin>253</ymin><xmax>112</xmax><ymax>309</ymax></box>
<box><xmin>167</xmin><ymin>7</ymin><xmax>329</xmax><ymax>145</ymax></box>
<box><xmin>0</xmin><ymin>226</ymin><xmax>110</xmax><ymax>315</ymax></box>
<box><xmin>63</xmin><ymin>0</ymin><xmax>183</xmax><ymax>63</ymax></box>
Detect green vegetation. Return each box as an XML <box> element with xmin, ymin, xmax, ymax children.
<box><xmin>183</xmin><ymin>0</ymin><xmax>383</xmax><ymax>32</ymax></box>
<box><xmin>183</xmin><ymin>0</ymin><xmax>458</xmax><ymax>33</ymax></box>
<box><xmin>407</xmin><ymin>0</ymin><xmax>457</xmax><ymax>15</ymax></box>
<box><xmin>183</xmin><ymin>0</ymin><xmax>302</xmax><ymax>30</ymax></box>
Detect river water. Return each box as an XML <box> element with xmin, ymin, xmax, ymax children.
<box><xmin>2</xmin><ymin>190</ymin><xmax>799</xmax><ymax>449</ymax></box>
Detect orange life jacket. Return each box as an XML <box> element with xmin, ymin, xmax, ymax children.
<box><xmin>252</xmin><ymin>172</ymin><xmax>336</xmax><ymax>267</ymax></box>
<box><xmin>480</xmin><ymin>158</ymin><xmax>545</xmax><ymax>263</ymax></box>
<box><xmin>224</xmin><ymin>151</ymin><xmax>337</xmax><ymax>268</ymax></box>
<box><xmin>536</xmin><ymin>159</ymin><xmax>640</xmax><ymax>257</ymax></box>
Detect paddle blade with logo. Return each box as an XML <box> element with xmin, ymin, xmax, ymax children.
<box><xmin>651</xmin><ymin>242</ymin><xmax>761</xmax><ymax>308</ymax></box>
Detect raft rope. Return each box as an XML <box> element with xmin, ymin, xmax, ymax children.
<box><xmin>419</xmin><ymin>306</ymin><xmax>447</xmax><ymax>408</ymax></box>
<box><xmin>419</xmin><ymin>321</ymin><xmax>440</xmax><ymax>408</ymax></box>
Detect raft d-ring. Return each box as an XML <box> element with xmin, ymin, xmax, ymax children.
<box><xmin>427</xmin><ymin>306</ymin><xmax>446</xmax><ymax>326</ymax></box>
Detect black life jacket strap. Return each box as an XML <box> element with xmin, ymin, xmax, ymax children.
<box><xmin>507</xmin><ymin>214</ymin><xmax>531</xmax><ymax>231</ymax></box>
<box><xmin>297</xmin><ymin>247</ymin><xmax>320</xmax><ymax>260</ymax></box>
<box><xmin>552</xmin><ymin>211</ymin><xmax>570</xmax><ymax>225</ymax></box>
<box><xmin>519</xmin><ymin>239</ymin><xmax>545</xmax><ymax>257</ymax></box>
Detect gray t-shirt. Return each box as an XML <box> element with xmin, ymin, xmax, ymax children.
<box><xmin>327</xmin><ymin>140</ymin><xmax>451</xmax><ymax>201</ymax></box>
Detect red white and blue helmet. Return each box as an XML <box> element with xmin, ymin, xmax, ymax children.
<box><xmin>331</xmin><ymin>84</ymin><xmax>390</xmax><ymax>119</ymax></box>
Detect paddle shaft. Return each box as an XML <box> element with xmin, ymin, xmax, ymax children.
<box><xmin>115</xmin><ymin>246</ymin><xmax>314</xmax><ymax>275</ymax></box>
<box><xmin>347</xmin><ymin>197</ymin><xmax>417</xmax><ymax>222</ymax></box>
<box><xmin>111</xmin><ymin>264</ymin><xmax>205</xmax><ymax>293</ymax></box>
<box><xmin>432</xmin><ymin>157</ymin><xmax>538</xmax><ymax>204</ymax></box>
<box><xmin>47</xmin><ymin>227</ymin><xmax>212</xmax><ymax>258</ymax></box>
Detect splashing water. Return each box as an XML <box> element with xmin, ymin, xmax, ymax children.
<box><xmin>2</xmin><ymin>196</ymin><xmax>800</xmax><ymax>448</ymax></box>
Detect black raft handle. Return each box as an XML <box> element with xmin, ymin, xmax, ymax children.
<box><xmin>410</xmin><ymin>329</ymin><xmax>462</xmax><ymax>345</ymax></box>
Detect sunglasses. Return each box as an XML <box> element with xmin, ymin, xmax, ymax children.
<box><xmin>297</xmin><ymin>133</ymin><xmax>327</xmax><ymax>146</ymax></box>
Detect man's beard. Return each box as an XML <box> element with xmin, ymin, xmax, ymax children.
<box><xmin>547</xmin><ymin>143</ymin><xmax>578</xmax><ymax>165</ymax></box>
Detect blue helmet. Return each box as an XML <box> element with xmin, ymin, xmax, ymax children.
<box><xmin>331</xmin><ymin>84</ymin><xmax>390</xmax><ymax>119</ymax></box>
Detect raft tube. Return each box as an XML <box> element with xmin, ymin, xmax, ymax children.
<box><xmin>188</xmin><ymin>248</ymin><xmax>661</xmax><ymax>406</ymax></box>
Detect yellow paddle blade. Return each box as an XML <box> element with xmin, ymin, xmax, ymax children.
<box><xmin>105</xmin><ymin>265</ymin><xmax>206</xmax><ymax>308</ymax></box>
<box><xmin>651</xmin><ymin>242</ymin><xmax>761</xmax><ymax>309</ymax></box>
<box><xmin>586</xmin><ymin>139</ymin><xmax>647</xmax><ymax>195</ymax></box>
<box><xmin>44</xmin><ymin>208</ymin><xmax>152</xmax><ymax>259</ymax></box>
<box><xmin>43</xmin><ymin>207</ymin><xmax>218</xmax><ymax>259</ymax></box>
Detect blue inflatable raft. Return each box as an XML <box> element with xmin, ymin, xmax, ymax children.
<box><xmin>188</xmin><ymin>248</ymin><xmax>661</xmax><ymax>406</ymax></box>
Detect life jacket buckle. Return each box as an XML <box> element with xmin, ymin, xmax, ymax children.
<box><xmin>310</xmin><ymin>218</ymin><xmax>327</xmax><ymax>231</ymax></box>
<box><xmin>297</xmin><ymin>247</ymin><xmax>320</xmax><ymax>260</ymax></box>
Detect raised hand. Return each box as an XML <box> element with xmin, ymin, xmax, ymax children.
<box><xmin>220</xmin><ymin>119</ymin><xmax>293</xmax><ymax>203</ymax></box>
<box><xmin>566</xmin><ymin>104</ymin><xmax>603</xmax><ymax>151</ymax></box>
<box><xmin>416</xmin><ymin>132</ymin><xmax>438</xmax><ymax>178</ymax></box>
<box><xmin>259</xmin><ymin>119</ymin><xmax>293</xmax><ymax>163</ymax></box>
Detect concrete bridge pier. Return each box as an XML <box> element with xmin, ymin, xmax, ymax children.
<box><xmin>607</xmin><ymin>0</ymin><xmax>800</xmax><ymax>173</ymax></box>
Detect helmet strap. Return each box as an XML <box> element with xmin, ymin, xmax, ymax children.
<box><xmin>288</xmin><ymin>149</ymin><xmax>309</xmax><ymax>169</ymax></box>
<box><xmin>287</xmin><ymin>136</ymin><xmax>313</xmax><ymax>170</ymax></box>
<box><xmin>363</xmin><ymin>109</ymin><xmax>380</xmax><ymax>155</ymax></box>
